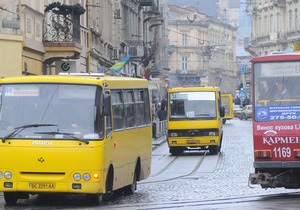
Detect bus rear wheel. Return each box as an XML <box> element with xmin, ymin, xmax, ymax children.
<box><xmin>4</xmin><ymin>192</ymin><xmax>18</xmax><ymax>205</ymax></box>
<box><xmin>124</xmin><ymin>172</ymin><xmax>137</xmax><ymax>195</ymax></box>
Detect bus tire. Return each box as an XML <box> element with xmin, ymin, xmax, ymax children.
<box><xmin>124</xmin><ymin>171</ymin><xmax>137</xmax><ymax>195</ymax></box>
<box><xmin>219</xmin><ymin>134</ymin><xmax>223</xmax><ymax>151</ymax></box>
<box><xmin>4</xmin><ymin>192</ymin><xmax>18</xmax><ymax>205</ymax></box>
<box><xmin>86</xmin><ymin>194</ymin><xmax>103</xmax><ymax>205</ymax></box>
<box><xmin>103</xmin><ymin>166</ymin><xmax>114</xmax><ymax>201</ymax></box>
<box><xmin>209</xmin><ymin>145</ymin><xmax>218</xmax><ymax>155</ymax></box>
<box><xmin>170</xmin><ymin>147</ymin><xmax>182</xmax><ymax>156</ymax></box>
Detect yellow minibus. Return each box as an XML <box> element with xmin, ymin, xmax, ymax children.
<box><xmin>167</xmin><ymin>86</ymin><xmax>225</xmax><ymax>155</ymax></box>
<box><xmin>0</xmin><ymin>73</ymin><xmax>152</xmax><ymax>205</ymax></box>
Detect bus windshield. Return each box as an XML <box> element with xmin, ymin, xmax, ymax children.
<box><xmin>0</xmin><ymin>84</ymin><xmax>103</xmax><ymax>140</ymax></box>
<box><xmin>253</xmin><ymin>61</ymin><xmax>300</xmax><ymax>121</ymax></box>
<box><xmin>169</xmin><ymin>91</ymin><xmax>216</xmax><ymax>120</ymax></box>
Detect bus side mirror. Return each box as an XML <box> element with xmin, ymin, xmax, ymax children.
<box><xmin>102</xmin><ymin>94</ymin><xmax>111</xmax><ymax>116</ymax></box>
<box><xmin>220</xmin><ymin>106</ymin><xmax>225</xmax><ymax>118</ymax></box>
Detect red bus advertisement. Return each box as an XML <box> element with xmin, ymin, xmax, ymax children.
<box><xmin>249</xmin><ymin>52</ymin><xmax>300</xmax><ymax>189</ymax></box>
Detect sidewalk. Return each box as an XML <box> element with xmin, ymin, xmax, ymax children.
<box><xmin>152</xmin><ymin>134</ymin><xmax>167</xmax><ymax>150</ymax></box>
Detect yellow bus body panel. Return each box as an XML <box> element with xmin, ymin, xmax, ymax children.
<box><xmin>0</xmin><ymin>141</ymin><xmax>105</xmax><ymax>193</ymax></box>
<box><xmin>167</xmin><ymin>120</ymin><xmax>222</xmax><ymax>147</ymax></box>
<box><xmin>221</xmin><ymin>93</ymin><xmax>234</xmax><ymax>120</ymax></box>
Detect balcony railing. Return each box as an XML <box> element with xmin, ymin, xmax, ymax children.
<box><xmin>139</xmin><ymin>0</ymin><xmax>154</xmax><ymax>6</ymax></box>
<box><xmin>43</xmin><ymin>2</ymin><xmax>84</xmax><ymax>43</ymax></box>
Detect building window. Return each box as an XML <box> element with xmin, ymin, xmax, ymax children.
<box><xmin>182</xmin><ymin>57</ymin><xmax>188</xmax><ymax>74</ymax></box>
<box><xmin>295</xmin><ymin>9</ymin><xmax>298</xmax><ymax>31</ymax></box>
<box><xmin>289</xmin><ymin>10</ymin><xmax>292</xmax><ymax>31</ymax></box>
<box><xmin>270</xmin><ymin>14</ymin><xmax>273</xmax><ymax>33</ymax></box>
<box><xmin>182</xmin><ymin>34</ymin><xmax>187</xmax><ymax>46</ymax></box>
<box><xmin>27</xmin><ymin>18</ymin><xmax>31</xmax><ymax>34</ymax></box>
<box><xmin>36</xmin><ymin>22</ymin><xmax>41</xmax><ymax>38</ymax></box>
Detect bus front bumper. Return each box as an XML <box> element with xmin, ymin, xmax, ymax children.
<box><xmin>168</xmin><ymin>136</ymin><xmax>219</xmax><ymax>147</ymax></box>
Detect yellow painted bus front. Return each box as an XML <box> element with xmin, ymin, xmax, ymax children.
<box><xmin>167</xmin><ymin>86</ymin><xmax>224</xmax><ymax>155</ymax></box>
<box><xmin>0</xmin><ymin>74</ymin><xmax>152</xmax><ymax>205</ymax></box>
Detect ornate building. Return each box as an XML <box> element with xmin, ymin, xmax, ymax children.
<box><xmin>167</xmin><ymin>5</ymin><xmax>238</xmax><ymax>95</ymax></box>
<box><xmin>246</xmin><ymin>0</ymin><xmax>300</xmax><ymax>56</ymax></box>
<box><xmin>0</xmin><ymin>0</ymin><xmax>165</xmax><ymax>78</ymax></box>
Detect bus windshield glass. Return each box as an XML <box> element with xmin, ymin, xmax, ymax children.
<box><xmin>0</xmin><ymin>84</ymin><xmax>103</xmax><ymax>140</ymax></box>
<box><xmin>253</xmin><ymin>61</ymin><xmax>300</xmax><ymax>122</ymax></box>
<box><xmin>169</xmin><ymin>91</ymin><xmax>216</xmax><ymax>120</ymax></box>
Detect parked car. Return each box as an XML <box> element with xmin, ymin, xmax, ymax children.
<box><xmin>233</xmin><ymin>104</ymin><xmax>243</xmax><ymax>118</ymax></box>
<box><xmin>239</xmin><ymin>105</ymin><xmax>252</xmax><ymax>120</ymax></box>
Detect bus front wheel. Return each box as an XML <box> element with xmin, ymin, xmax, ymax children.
<box><xmin>170</xmin><ymin>147</ymin><xmax>182</xmax><ymax>156</ymax></box>
<box><xmin>86</xmin><ymin>194</ymin><xmax>103</xmax><ymax>205</ymax></box>
<box><xmin>209</xmin><ymin>145</ymin><xmax>219</xmax><ymax>155</ymax></box>
<box><xmin>4</xmin><ymin>192</ymin><xmax>18</xmax><ymax>205</ymax></box>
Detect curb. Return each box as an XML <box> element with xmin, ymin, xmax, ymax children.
<box><xmin>152</xmin><ymin>135</ymin><xmax>167</xmax><ymax>149</ymax></box>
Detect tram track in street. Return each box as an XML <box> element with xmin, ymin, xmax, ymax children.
<box><xmin>140</xmin><ymin>150</ymin><xmax>209</xmax><ymax>184</ymax></box>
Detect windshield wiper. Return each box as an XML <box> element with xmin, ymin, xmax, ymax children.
<box><xmin>195</xmin><ymin>114</ymin><xmax>215</xmax><ymax>118</ymax></box>
<box><xmin>2</xmin><ymin>124</ymin><xmax>57</xmax><ymax>143</ymax></box>
<box><xmin>34</xmin><ymin>131</ymin><xmax>89</xmax><ymax>144</ymax></box>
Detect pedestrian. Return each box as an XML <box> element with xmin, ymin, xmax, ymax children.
<box><xmin>157</xmin><ymin>103</ymin><xmax>167</xmax><ymax>121</ymax></box>
<box><xmin>274</xmin><ymin>80</ymin><xmax>290</xmax><ymax>100</ymax></box>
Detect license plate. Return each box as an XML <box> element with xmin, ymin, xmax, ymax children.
<box><xmin>186</xmin><ymin>140</ymin><xmax>199</xmax><ymax>144</ymax></box>
<box><xmin>29</xmin><ymin>183</ymin><xmax>56</xmax><ymax>189</ymax></box>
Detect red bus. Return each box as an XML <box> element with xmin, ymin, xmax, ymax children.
<box><xmin>249</xmin><ymin>50</ymin><xmax>300</xmax><ymax>189</ymax></box>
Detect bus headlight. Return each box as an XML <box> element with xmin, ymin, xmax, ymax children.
<box><xmin>83</xmin><ymin>173</ymin><xmax>91</xmax><ymax>181</ymax></box>
<box><xmin>4</xmin><ymin>171</ymin><xmax>12</xmax><ymax>179</ymax></box>
<box><xmin>0</xmin><ymin>171</ymin><xmax>3</xmax><ymax>179</ymax></box>
<box><xmin>170</xmin><ymin>132</ymin><xmax>178</xmax><ymax>137</ymax></box>
<box><xmin>208</xmin><ymin>131</ymin><xmax>216</xmax><ymax>136</ymax></box>
<box><xmin>73</xmin><ymin>173</ymin><xmax>81</xmax><ymax>181</ymax></box>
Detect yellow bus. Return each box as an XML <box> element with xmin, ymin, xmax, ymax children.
<box><xmin>0</xmin><ymin>73</ymin><xmax>152</xmax><ymax>205</ymax></box>
<box><xmin>221</xmin><ymin>93</ymin><xmax>234</xmax><ymax>124</ymax></box>
<box><xmin>167</xmin><ymin>86</ymin><xmax>225</xmax><ymax>155</ymax></box>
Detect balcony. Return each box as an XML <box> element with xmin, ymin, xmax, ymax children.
<box><xmin>42</xmin><ymin>2</ymin><xmax>85</xmax><ymax>64</ymax></box>
<box><xmin>43</xmin><ymin>42</ymin><xmax>82</xmax><ymax>64</ymax></box>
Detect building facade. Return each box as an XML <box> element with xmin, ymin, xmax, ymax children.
<box><xmin>167</xmin><ymin>5</ymin><xmax>238</xmax><ymax>95</ymax></box>
<box><xmin>246</xmin><ymin>0</ymin><xmax>300</xmax><ymax>56</ymax></box>
<box><xmin>0</xmin><ymin>0</ymin><xmax>164</xmax><ymax>79</ymax></box>
<box><xmin>0</xmin><ymin>0</ymin><xmax>23</xmax><ymax>76</ymax></box>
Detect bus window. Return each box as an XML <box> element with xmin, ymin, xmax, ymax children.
<box><xmin>143</xmin><ymin>89</ymin><xmax>151</xmax><ymax>125</ymax></box>
<box><xmin>112</xmin><ymin>91</ymin><xmax>125</xmax><ymax>130</ymax></box>
<box><xmin>169</xmin><ymin>91</ymin><xmax>217</xmax><ymax>119</ymax></box>
<box><xmin>134</xmin><ymin>90</ymin><xmax>145</xmax><ymax>126</ymax></box>
<box><xmin>171</xmin><ymin>100</ymin><xmax>185</xmax><ymax>115</ymax></box>
<box><xmin>124</xmin><ymin>90</ymin><xmax>135</xmax><ymax>128</ymax></box>
<box><xmin>105</xmin><ymin>92</ymin><xmax>112</xmax><ymax>137</ymax></box>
